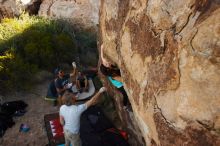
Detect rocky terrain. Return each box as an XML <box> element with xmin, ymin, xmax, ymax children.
<box><xmin>0</xmin><ymin>0</ymin><xmax>220</xmax><ymax>145</ymax></box>
<box><xmin>0</xmin><ymin>0</ymin><xmax>100</xmax><ymax>29</ymax></box>
<box><xmin>0</xmin><ymin>80</ymin><xmax>57</xmax><ymax>146</ymax></box>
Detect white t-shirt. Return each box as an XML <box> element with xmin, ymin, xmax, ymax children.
<box><xmin>59</xmin><ymin>104</ymin><xmax>87</xmax><ymax>134</ymax></box>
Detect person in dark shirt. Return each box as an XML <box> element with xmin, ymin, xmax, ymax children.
<box><xmin>55</xmin><ymin>71</ymin><xmax>70</xmax><ymax>94</ymax></box>
<box><xmin>76</xmin><ymin>71</ymin><xmax>89</xmax><ymax>93</ymax></box>
<box><xmin>55</xmin><ymin>62</ymin><xmax>77</xmax><ymax>105</ymax></box>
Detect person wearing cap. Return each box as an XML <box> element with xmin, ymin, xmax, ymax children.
<box><xmin>59</xmin><ymin>87</ymin><xmax>106</xmax><ymax>146</ymax></box>
<box><xmin>55</xmin><ymin>62</ymin><xmax>77</xmax><ymax>105</ymax></box>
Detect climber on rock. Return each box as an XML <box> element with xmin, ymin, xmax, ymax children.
<box><xmin>100</xmin><ymin>45</ymin><xmax>131</xmax><ymax>111</ymax></box>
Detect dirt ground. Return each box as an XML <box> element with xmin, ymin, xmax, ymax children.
<box><xmin>0</xmin><ymin>80</ymin><xmax>57</xmax><ymax>146</ymax></box>
<box><xmin>0</xmin><ymin>78</ymin><xmax>121</xmax><ymax>146</ymax></box>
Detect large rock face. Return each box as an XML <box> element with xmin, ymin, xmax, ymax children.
<box><xmin>0</xmin><ymin>0</ymin><xmax>42</xmax><ymax>20</ymax></box>
<box><xmin>0</xmin><ymin>0</ymin><xmax>20</xmax><ymax>20</ymax></box>
<box><xmin>38</xmin><ymin>0</ymin><xmax>100</xmax><ymax>29</ymax></box>
<box><xmin>1</xmin><ymin>0</ymin><xmax>100</xmax><ymax>29</ymax></box>
<box><xmin>99</xmin><ymin>0</ymin><xmax>220</xmax><ymax>145</ymax></box>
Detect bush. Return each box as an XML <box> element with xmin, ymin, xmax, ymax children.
<box><xmin>74</xmin><ymin>29</ymin><xmax>98</xmax><ymax>67</ymax></box>
<box><xmin>0</xmin><ymin>52</ymin><xmax>38</xmax><ymax>91</ymax></box>
<box><xmin>0</xmin><ymin>14</ymin><xmax>78</xmax><ymax>93</ymax></box>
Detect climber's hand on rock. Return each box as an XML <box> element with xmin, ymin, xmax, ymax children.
<box><xmin>102</xmin><ymin>58</ymin><xmax>111</xmax><ymax>67</ymax></box>
<box><xmin>101</xmin><ymin>45</ymin><xmax>111</xmax><ymax>67</ymax></box>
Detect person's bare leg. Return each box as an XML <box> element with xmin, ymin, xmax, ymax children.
<box><xmin>76</xmin><ymin>80</ymin><xmax>80</xmax><ymax>90</ymax></box>
<box><xmin>58</xmin><ymin>95</ymin><xmax>62</xmax><ymax>106</ymax></box>
<box><xmin>84</xmin><ymin>79</ymin><xmax>89</xmax><ymax>92</ymax></box>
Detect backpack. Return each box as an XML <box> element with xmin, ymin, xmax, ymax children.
<box><xmin>80</xmin><ymin>106</ymin><xmax>129</xmax><ymax>146</ymax></box>
<box><xmin>1</xmin><ymin>100</ymin><xmax>28</xmax><ymax>116</ymax></box>
<box><xmin>0</xmin><ymin>112</ymin><xmax>15</xmax><ymax>137</ymax></box>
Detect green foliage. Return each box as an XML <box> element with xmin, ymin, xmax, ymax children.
<box><xmin>74</xmin><ymin>29</ymin><xmax>98</xmax><ymax>67</ymax></box>
<box><xmin>0</xmin><ymin>54</ymin><xmax>38</xmax><ymax>91</ymax></box>
<box><xmin>0</xmin><ymin>14</ymin><xmax>78</xmax><ymax>93</ymax></box>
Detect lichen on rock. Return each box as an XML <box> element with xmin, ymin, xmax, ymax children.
<box><xmin>99</xmin><ymin>0</ymin><xmax>220</xmax><ymax>145</ymax></box>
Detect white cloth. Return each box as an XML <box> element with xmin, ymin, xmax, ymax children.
<box><xmin>60</xmin><ymin>104</ymin><xmax>87</xmax><ymax>134</ymax></box>
<box><xmin>66</xmin><ymin>83</ymin><xmax>73</xmax><ymax>89</ymax></box>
